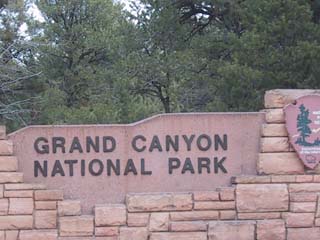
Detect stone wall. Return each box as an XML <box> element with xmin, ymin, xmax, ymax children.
<box><xmin>260</xmin><ymin>89</ymin><xmax>320</xmax><ymax>175</ymax></box>
<box><xmin>0</xmin><ymin>89</ymin><xmax>319</xmax><ymax>240</ymax></box>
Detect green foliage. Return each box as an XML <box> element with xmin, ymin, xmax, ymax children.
<box><xmin>36</xmin><ymin>84</ymin><xmax>160</xmax><ymax>125</ymax></box>
<box><xmin>2</xmin><ymin>0</ymin><xmax>320</xmax><ymax>131</ymax></box>
<box><xmin>29</xmin><ymin>0</ymin><xmax>159</xmax><ymax>125</ymax></box>
<box><xmin>123</xmin><ymin>0</ymin><xmax>193</xmax><ymax>113</ymax></box>
<box><xmin>180</xmin><ymin>0</ymin><xmax>320</xmax><ymax>111</ymax></box>
<box><xmin>0</xmin><ymin>0</ymin><xmax>43</xmax><ymax>131</ymax></box>
<box><xmin>33</xmin><ymin>0</ymin><xmax>124</xmax><ymax>106</ymax></box>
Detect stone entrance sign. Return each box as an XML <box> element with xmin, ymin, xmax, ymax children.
<box><xmin>9</xmin><ymin>113</ymin><xmax>263</xmax><ymax>213</ymax></box>
<box><xmin>285</xmin><ymin>95</ymin><xmax>320</xmax><ymax>169</ymax></box>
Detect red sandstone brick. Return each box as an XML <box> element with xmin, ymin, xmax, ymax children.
<box><xmin>0</xmin><ymin>156</ymin><xmax>16</xmax><ymax>171</ymax></box>
<box><xmin>150</xmin><ymin>232</ymin><xmax>207</xmax><ymax>240</ymax></box>
<box><xmin>218</xmin><ymin>187</ymin><xmax>235</xmax><ymax>201</ymax></box>
<box><xmin>19</xmin><ymin>230</ymin><xmax>58</xmax><ymax>240</ymax></box>
<box><xmin>290</xmin><ymin>183</ymin><xmax>320</xmax><ymax>193</ymax></box>
<box><xmin>258</xmin><ymin>153</ymin><xmax>304</xmax><ymax>175</ymax></box>
<box><xmin>35</xmin><ymin>210</ymin><xmax>57</xmax><ymax>229</ymax></box>
<box><xmin>287</xmin><ymin>227</ymin><xmax>320</xmax><ymax>240</ymax></box>
<box><xmin>95</xmin><ymin>204</ymin><xmax>126</xmax><ymax>226</ymax></box>
<box><xmin>316</xmin><ymin>198</ymin><xmax>320</xmax><ymax>217</ymax></box>
<box><xmin>0</xmin><ymin>215</ymin><xmax>33</xmax><ymax>230</ymax></box>
<box><xmin>5</xmin><ymin>183</ymin><xmax>46</xmax><ymax>190</ymax></box>
<box><xmin>0</xmin><ymin>141</ymin><xmax>13</xmax><ymax>156</ymax></box>
<box><xmin>296</xmin><ymin>175</ymin><xmax>313</xmax><ymax>183</ymax></box>
<box><xmin>95</xmin><ymin>227</ymin><xmax>119</xmax><ymax>236</ymax></box>
<box><xmin>9</xmin><ymin>198</ymin><xmax>33</xmax><ymax>215</ymax></box>
<box><xmin>0</xmin><ymin>199</ymin><xmax>8</xmax><ymax>215</ymax></box>
<box><xmin>312</xmin><ymin>167</ymin><xmax>320</xmax><ymax>176</ymax></box>
<box><xmin>313</xmin><ymin>175</ymin><xmax>320</xmax><ymax>182</ymax></box>
<box><xmin>170</xmin><ymin>211</ymin><xmax>219</xmax><ymax>221</ymax></box>
<box><xmin>0</xmin><ymin>173</ymin><xmax>23</xmax><ymax>184</ymax></box>
<box><xmin>193</xmin><ymin>191</ymin><xmax>219</xmax><ymax>201</ymax></box>
<box><xmin>290</xmin><ymin>202</ymin><xmax>316</xmax><ymax>213</ymax></box>
<box><xmin>231</xmin><ymin>175</ymin><xmax>271</xmax><ymax>184</ymax></box>
<box><xmin>59</xmin><ymin>216</ymin><xmax>94</xmax><ymax>237</ymax></box>
<box><xmin>236</xmin><ymin>184</ymin><xmax>288</xmax><ymax>212</ymax></box>
<box><xmin>4</xmin><ymin>190</ymin><xmax>33</xmax><ymax>198</ymax></box>
<box><xmin>35</xmin><ymin>201</ymin><xmax>57</xmax><ymax>210</ymax></box>
<box><xmin>5</xmin><ymin>230</ymin><xmax>18</xmax><ymax>240</ymax></box>
<box><xmin>34</xmin><ymin>190</ymin><xmax>63</xmax><ymax>201</ymax></box>
<box><xmin>126</xmin><ymin>193</ymin><xmax>192</xmax><ymax>212</ymax></box>
<box><xmin>208</xmin><ymin>221</ymin><xmax>255</xmax><ymax>240</ymax></box>
<box><xmin>127</xmin><ymin>213</ymin><xmax>149</xmax><ymax>227</ymax></box>
<box><xmin>290</xmin><ymin>193</ymin><xmax>318</xmax><ymax>202</ymax></box>
<box><xmin>58</xmin><ymin>200</ymin><xmax>81</xmax><ymax>216</ymax></box>
<box><xmin>170</xmin><ymin>221</ymin><xmax>207</xmax><ymax>232</ymax></box>
<box><xmin>284</xmin><ymin>212</ymin><xmax>314</xmax><ymax>227</ymax></box>
<box><xmin>261</xmin><ymin>124</ymin><xmax>288</xmax><ymax>137</ymax></box>
<box><xmin>261</xmin><ymin>137</ymin><xmax>290</xmax><ymax>153</ymax></box>
<box><xmin>194</xmin><ymin>201</ymin><xmax>235</xmax><ymax>210</ymax></box>
<box><xmin>119</xmin><ymin>227</ymin><xmax>148</xmax><ymax>240</ymax></box>
<box><xmin>149</xmin><ymin>213</ymin><xmax>169</xmax><ymax>232</ymax></box>
<box><xmin>257</xmin><ymin>220</ymin><xmax>285</xmax><ymax>240</ymax></box>
<box><xmin>271</xmin><ymin>175</ymin><xmax>296</xmax><ymax>183</ymax></box>
<box><xmin>96</xmin><ymin>237</ymin><xmax>117</xmax><ymax>240</ymax></box>
<box><xmin>59</xmin><ymin>237</ymin><xmax>107</xmax><ymax>240</ymax></box>
<box><xmin>95</xmin><ymin>236</ymin><xmax>118</xmax><ymax>239</ymax></box>
<box><xmin>219</xmin><ymin>210</ymin><xmax>236</xmax><ymax>220</ymax></box>
<box><xmin>238</xmin><ymin>212</ymin><xmax>281</xmax><ymax>220</ymax></box>
<box><xmin>264</xmin><ymin>89</ymin><xmax>320</xmax><ymax>108</ymax></box>
<box><xmin>172</xmin><ymin>193</ymin><xmax>193</xmax><ymax>211</ymax></box>
<box><xmin>264</xmin><ymin>109</ymin><xmax>285</xmax><ymax>123</ymax></box>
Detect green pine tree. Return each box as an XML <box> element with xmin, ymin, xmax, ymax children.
<box><xmin>296</xmin><ymin>104</ymin><xmax>312</xmax><ymax>146</ymax></box>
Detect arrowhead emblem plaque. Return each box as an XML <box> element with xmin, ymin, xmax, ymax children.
<box><xmin>285</xmin><ymin>95</ymin><xmax>320</xmax><ymax>169</ymax></box>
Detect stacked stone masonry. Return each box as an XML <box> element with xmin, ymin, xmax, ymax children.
<box><xmin>260</xmin><ymin>89</ymin><xmax>320</xmax><ymax>175</ymax></box>
<box><xmin>0</xmin><ymin>89</ymin><xmax>320</xmax><ymax>239</ymax></box>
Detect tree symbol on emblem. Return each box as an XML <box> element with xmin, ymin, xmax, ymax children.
<box><xmin>295</xmin><ymin>104</ymin><xmax>320</xmax><ymax>146</ymax></box>
<box><xmin>296</xmin><ymin>104</ymin><xmax>312</xmax><ymax>146</ymax></box>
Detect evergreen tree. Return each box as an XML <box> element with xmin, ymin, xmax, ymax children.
<box><xmin>3</xmin><ymin>0</ymin><xmax>320</xmax><ymax>130</ymax></box>
<box><xmin>0</xmin><ymin>0</ymin><xmax>41</xmax><ymax>130</ymax></box>
<box><xmin>170</xmin><ymin>0</ymin><xmax>320</xmax><ymax>111</ymax></box>
<box><xmin>124</xmin><ymin>0</ymin><xmax>193</xmax><ymax>113</ymax></box>
<box><xmin>30</xmin><ymin>0</ymin><xmax>159</xmax><ymax>125</ymax></box>
<box><xmin>296</xmin><ymin>104</ymin><xmax>312</xmax><ymax>146</ymax></box>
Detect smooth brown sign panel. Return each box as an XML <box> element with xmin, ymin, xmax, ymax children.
<box><xmin>285</xmin><ymin>95</ymin><xmax>320</xmax><ymax>169</ymax></box>
<box><xmin>9</xmin><ymin>113</ymin><xmax>264</xmax><ymax>213</ymax></box>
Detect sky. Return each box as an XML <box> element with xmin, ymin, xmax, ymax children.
<box><xmin>27</xmin><ymin>3</ymin><xmax>44</xmax><ymax>22</ymax></box>
<box><xmin>19</xmin><ymin>3</ymin><xmax>43</xmax><ymax>37</ymax></box>
<box><xmin>20</xmin><ymin>0</ymin><xmax>137</xmax><ymax>36</ymax></box>
<box><xmin>26</xmin><ymin>0</ymin><xmax>136</xmax><ymax>20</ymax></box>
<box><xmin>117</xmin><ymin>0</ymin><xmax>134</xmax><ymax>11</ymax></box>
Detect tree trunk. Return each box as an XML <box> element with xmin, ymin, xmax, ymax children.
<box><xmin>162</xmin><ymin>97</ymin><xmax>170</xmax><ymax>113</ymax></box>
